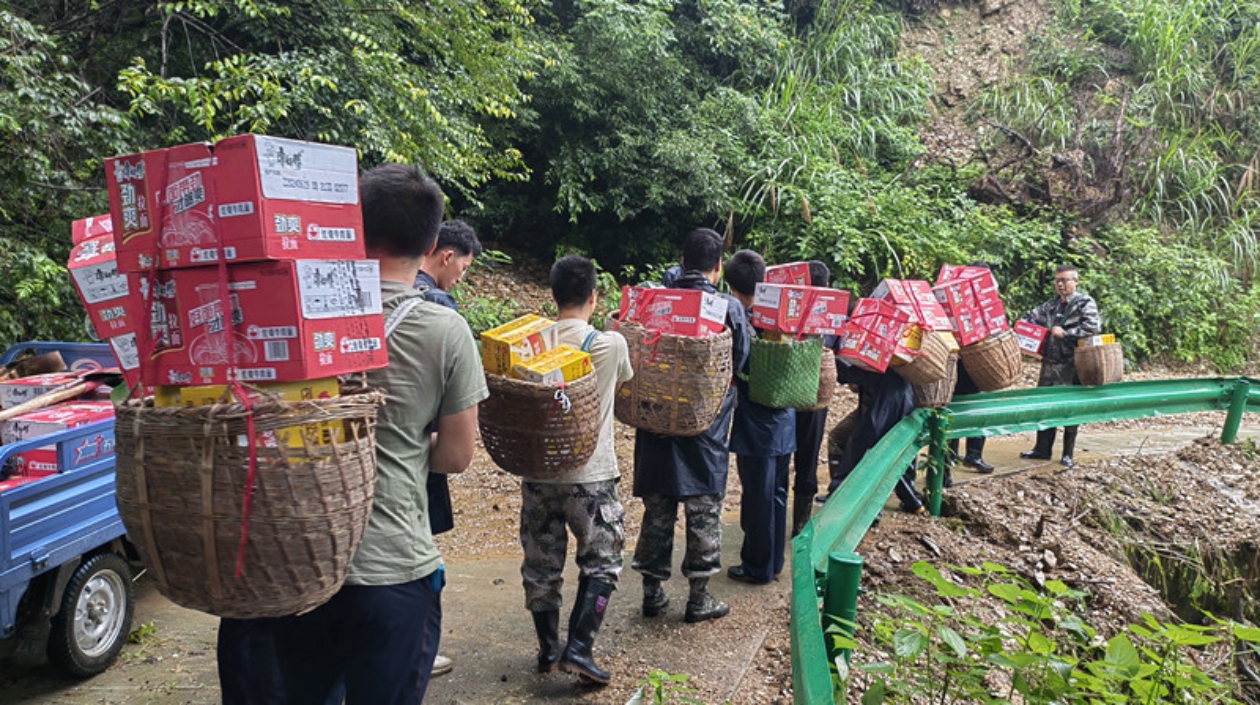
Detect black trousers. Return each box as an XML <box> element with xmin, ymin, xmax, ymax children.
<box><xmin>792</xmin><ymin>408</ymin><xmax>829</xmax><ymax>497</ymax></box>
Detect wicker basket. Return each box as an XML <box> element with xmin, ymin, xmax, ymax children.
<box><xmin>798</xmin><ymin>349</ymin><xmax>838</xmax><ymax>412</ymax></box>
<box><xmin>913</xmin><ymin>354</ymin><xmax>958</xmax><ymax>409</ymax></box>
<box><xmin>894</xmin><ymin>330</ymin><xmax>951</xmax><ymax>386</ymax></box>
<box><xmin>114</xmin><ymin>389</ymin><xmax>385</xmax><ymax>619</ymax></box>
<box><xmin>959</xmin><ymin>330</ymin><xmax>1022</xmax><ymax>392</ymax></box>
<box><xmin>479</xmin><ymin>371</ymin><xmax>602</xmax><ymax>479</ymax></box>
<box><xmin>614</xmin><ymin>323</ymin><xmax>733</xmax><ymax>436</ymax></box>
<box><xmin>748</xmin><ymin>337</ymin><xmax>823</xmax><ymax>409</ymax></box>
<box><xmin>1075</xmin><ymin>342</ymin><xmax>1124</xmax><ymax>386</ymax></box>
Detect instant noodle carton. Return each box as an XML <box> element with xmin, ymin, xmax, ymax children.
<box><xmin>513</xmin><ymin>345</ymin><xmax>593</xmax><ymax>385</ymax></box>
<box><xmin>154</xmin><ymin>377</ymin><xmax>343</xmax><ymax>447</ymax></box>
<box><xmin>838</xmin><ymin>322</ymin><xmax>897</xmax><ymax>373</ymax></box>
<box><xmin>1</xmin><ymin>401</ymin><xmax>115</xmax><ymax>476</ymax></box>
<box><xmin>1014</xmin><ymin>320</ymin><xmax>1048</xmax><ymax>358</ymax></box>
<box><xmin>765</xmin><ymin>262</ymin><xmax>811</xmax><ymax>286</ymax></box>
<box><xmin>482</xmin><ymin>315</ymin><xmax>559</xmax><ymax>375</ymax></box>
<box><xmin>1078</xmin><ymin>334</ymin><xmax>1117</xmax><ymax>347</ymax></box>
<box><xmin>752</xmin><ymin>284</ymin><xmax>847</xmax><ymax>335</ymax></box>
<box><xmin>619</xmin><ymin>288</ymin><xmax>727</xmax><ymax>337</ymax></box>
<box><xmin>0</xmin><ymin>372</ymin><xmax>81</xmax><ymax>410</ymax></box>
<box><xmin>105</xmin><ymin>135</ymin><xmax>365</xmax><ymax>272</ymax></box>
<box><xmin>71</xmin><ymin>214</ymin><xmax>114</xmax><ymax>245</ymax></box>
<box><xmin>138</xmin><ymin>259</ymin><xmax>386</xmax><ymax>386</ymax></box>
<box><xmin>68</xmin><ymin>226</ymin><xmax>138</xmax><ymax>340</ymax></box>
<box><xmin>890</xmin><ymin>324</ymin><xmax>924</xmax><ymax>366</ymax></box>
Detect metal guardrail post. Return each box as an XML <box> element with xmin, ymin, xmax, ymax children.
<box><xmin>822</xmin><ymin>552</ymin><xmax>864</xmax><ymax>669</ymax></box>
<box><xmin>1222</xmin><ymin>379</ymin><xmax>1250</xmax><ymax>444</ymax></box>
<box><xmin>925</xmin><ymin>412</ymin><xmax>946</xmax><ymax>516</ymax></box>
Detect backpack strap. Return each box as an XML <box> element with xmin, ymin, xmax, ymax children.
<box><xmin>385</xmin><ymin>296</ymin><xmax>425</xmax><ymax>339</ymax></box>
<box><xmin>580</xmin><ymin>330</ymin><xmax>599</xmax><ymax>353</ymax></box>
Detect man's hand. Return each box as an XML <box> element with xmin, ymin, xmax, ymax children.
<box><xmin>1051</xmin><ymin>326</ymin><xmax>1066</xmax><ymax>339</ymax></box>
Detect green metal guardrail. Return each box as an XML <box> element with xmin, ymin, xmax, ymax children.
<box><xmin>789</xmin><ymin>377</ymin><xmax>1259</xmax><ymax>704</ymax></box>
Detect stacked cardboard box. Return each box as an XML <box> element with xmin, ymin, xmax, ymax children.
<box><xmin>618</xmin><ymin>287</ymin><xmax>727</xmax><ymax>337</ymax></box>
<box><xmin>1014</xmin><ymin>320</ymin><xmax>1049</xmax><ymax>358</ymax></box>
<box><xmin>838</xmin><ymin>298</ymin><xmax>910</xmax><ymax>372</ymax></box>
<box><xmin>764</xmin><ymin>262</ymin><xmax>811</xmax><ymax>286</ymax></box>
<box><xmin>932</xmin><ymin>266</ymin><xmax>1010</xmax><ymax>347</ymax></box>
<box><xmin>100</xmin><ymin>135</ymin><xmax>388</xmax><ymax>388</ymax></box>
<box><xmin>1</xmin><ymin>401</ymin><xmax>115</xmax><ymax>478</ymax></box>
<box><xmin>751</xmin><ymin>283</ymin><xmax>849</xmax><ymax>336</ymax></box>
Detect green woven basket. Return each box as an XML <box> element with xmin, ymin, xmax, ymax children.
<box><xmin>748</xmin><ymin>337</ymin><xmax>823</xmax><ymax>409</ymax></box>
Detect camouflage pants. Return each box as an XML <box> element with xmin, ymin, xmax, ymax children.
<box><xmin>520</xmin><ymin>480</ymin><xmax>625</xmax><ymax>612</ymax></box>
<box><xmin>1038</xmin><ymin>359</ymin><xmax>1079</xmax><ymax>388</ymax></box>
<box><xmin>631</xmin><ymin>494</ymin><xmax>723</xmax><ymax>582</ymax></box>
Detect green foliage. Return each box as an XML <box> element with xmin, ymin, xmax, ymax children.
<box><xmin>836</xmin><ymin>561</ymin><xmax>1258</xmax><ymax>703</ymax></box>
<box><xmin>625</xmin><ymin>669</ymin><xmax>713</xmax><ymax>705</ymax></box>
<box><xmin>1084</xmin><ymin>224</ymin><xmax>1260</xmax><ymax>370</ymax></box>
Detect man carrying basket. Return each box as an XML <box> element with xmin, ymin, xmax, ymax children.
<box><xmin>274</xmin><ymin>165</ymin><xmax>489</xmax><ymax>705</ymax></box>
<box><xmin>518</xmin><ymin>255</ymin><xmax>634</xmax><ymax>686</ymax></box>
<box><xmin>631</xmin><ymin>228</ymin><xmax>751</xmax><ymax>624</ymax></box>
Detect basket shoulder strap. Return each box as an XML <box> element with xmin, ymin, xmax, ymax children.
<box><xmin>580</xmin><ymin>331</ymin><xmax>599</xmax><ymax>352</ymax></box>
<box><xmin>385</xmin><ymin>296</ymin><xmax>425</xmax><ymax>340</ymax></box>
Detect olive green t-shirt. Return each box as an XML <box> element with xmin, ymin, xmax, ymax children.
<box><xmin>346</xmin><ymin>281</ymin><xmax>488</xmax><ymax>586</ymax></box>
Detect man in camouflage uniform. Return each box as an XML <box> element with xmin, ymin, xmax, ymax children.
<box><xmin>1019</xmin><ymin>264</ymin><xmax>1101</xmax><ymax>468</ymax></box>
<box><xmin>520</xmin><ymin>256</ymin><xmax>633</xmax><ymax>686</ymax></box>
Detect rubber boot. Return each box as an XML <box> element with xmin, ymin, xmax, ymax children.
<box><xmin>961</xmin><ymin>436</ymin><xmax>994</xmax><ymax>473</ymax></box>
<box><xmin>1021</xmin><ymin>428</ymin><xmax>1056</xmax><ymax>459</ymax></box>
<box><xmin>1060</xmin><ymin>426</ymin><xmax>1078</xmax><ymax>467</ymax></box>
<box><xmin>558</xmin><ymin>577</ymin><xmax>613</xmax><ymax>685</ymax></box>
<box><xmin>531</xmin><ymin>610</ymin><xmax>561</xmax><ymax>673</ymax></box>
<box><xmin>791</xmin><ymin>493</ymin><xmax>813</xmax><ymax>537</ymax></box>
<box><xmin>684</xmin><ymin>577</ymin><xmax>729</xmax><ymax>623</ymax></box>
<box><xmin>642</xmin><ymin>577</ymin><xmax>669</xmax><ymax>618</ymax></box>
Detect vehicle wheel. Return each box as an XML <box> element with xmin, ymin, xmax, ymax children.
<box><xmin>47</xmin><ymin>553</ymin><xmax>134</xmax><ymax>677</ymax></box>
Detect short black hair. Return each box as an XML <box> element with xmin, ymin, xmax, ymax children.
<box><xmin>968</xmin><ymin>260</ymin><xmax>992</xmax><ymax>270</ymax></box>
<box><xmin>359</xmin><ymin>164</ymin><xmax>445</xmax><ymax>259</ymax></box>
<box><xmin>808</xmin><ymin>260</ymin><xmax>830</xmax><ymax>288</ymax></box>
<box><xmin>1055</xmin><ymin>264</ymin><xmax>1078</xmax><ymax>277</ymax></box>
<box><xmin>436</xmin><ymin>220</ymin><xmax>483</xmax><ymax>258</ymax></box>
<box><xmin>725</xmin><ymin>250</ymin><xmax>765</xmax><ymax>296</ymax></box>
<box><xmin>681</xmin><ymin>228</ymin><xmax>724</xmax><ymax>273</ymax></box>
<box><xmin>550</xmin><ymin>255</ymin><xmax>598</xmax><ymax>309</ymax></box>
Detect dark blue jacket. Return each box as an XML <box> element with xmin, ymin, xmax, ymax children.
<box><xmin>632</xmin><ymin>272</ymin><xmax>750</xmax><ymax>497</ymax></box>
<box><xmin>412</xmin><ymin>269</ymin><xmax>457</xmax><ymax>535</ymax></box>
<box><xmin>829</xmin><ymin>358</ymin><xmax>914</xmax><ymax>480</ymax></box>
<box><xmin>729</xmin><ymin>310</ymin><xmax>796</xmax><ymax>458</ymax></box>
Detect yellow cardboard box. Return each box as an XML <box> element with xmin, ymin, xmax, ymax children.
<box><xmin>154</xmin><ymin>377</ymin><xmax>342</xmax><ymax>446</ymax></box>
<box><xmin>1077</xmin><ymin>334</ymin><xmax>1117</xmax><ymax>347</ymax></box>
<box><xmin>890</xmin><ymin>324</ymin><xmax>924</xmax><ymax>367</ymax></box>
<box><xmin>514</xmin><ymin>345</ymin><xmax>593</xmax><ymax>385</ymax></box>
<box><xmin>937</xmin><ymin>331</ymin><xmax>960</xmax><ymax>354</ymax></box>
<box><xmin>482</xmin><ymin>314</ymin><xmax>559</xmax><ymax>375</ymax></box>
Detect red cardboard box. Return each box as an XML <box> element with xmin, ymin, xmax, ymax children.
<box><xmin>69</xmin><ymin>233</ymin><xmax>140</xmax><ymax>340</ymax></box>
<box><xmin>752</xmin><ymin>283</ymin><xmax>809</xmax><ymax>333</ymax></box>
<box><xmin>800</xmin><ymin>289</ymin><xmax>851</xmax><ymax>336</ymax></box>
<box><xmin>140</xmin><ymin>259</ymin><xmax>387</xmax><ymax>385</ymax></box>
<box><xmin>619</xmin><ymin>287</ymin><xmax>727</xmax><ymax>337</ymax></box>
<box><xmin>838</xmin><ymin>322</ymin><xmax>897</xmax><ymax>372</ymax></box>
<box><xmin>903</xmin><ymin>281</ymin><xmax>952</xmax><ymax>332</ymax></box>
<box><xmin>71</xmin><ymin>214</ymin><xmax>114</xmax><ymax>245</ymax></box>
<box><xmin>0</xmin><ymin>372</ymin><xmax>80</xmax><ymax>410</ymax></box>
<box><xmin>1014</xmin><ymin>320</ymin><xmax>1048</xmax><ymax>358</ymax></box>
<box><xmin>106</xmin><ymin>135</ymin><xmax>365</xmax><ymax>272</ymax></box>
<box><xmin>936</xmin><ymin>264</ymin><xmax>993</xmax><ymax>286</ymax></box>
<box><xmin>0</xmin><ymin>475</ymin><xmax>42</xmax><ymax>494</ymax></box>
<box><xmin>980</xmin><ymin>300</ymin><xmax>1010</xmax><ymax>335</ymax></box>
<box><xmin>765</xmin><ymin>262</ymin><xmax>811</xmax><ymax>286</ymax></box>
<box><xmin>931</xmin><ymin>279</ymin><xmax>992</xmax><ymax>346</ymax></box>
<box><xmin>1</xmin><ymin>401</ymin><xmax>115</xmax><ymax>475</ymax></box>
<box><xmin>849</xmin><ymin>298</ymin><xmax>911</xmax><ymax>341</ymax></box>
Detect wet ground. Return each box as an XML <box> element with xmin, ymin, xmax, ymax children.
<box><xmin>2</xmin><ymin>419</ymin><xmax>1257</xmax><ymax>704</ymax></box>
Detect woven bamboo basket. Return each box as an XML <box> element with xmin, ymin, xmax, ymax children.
<box><xmin>894</xmin><ymin>330</ymin><xmax>951</xmax><ymax>386</ymax></box>
<box><xmin>614</xmin><ymin>322</ymin><xmax>733</xmax><ymax>436</ymax></box>
<box><xmin>912</xmin><ymin>354</ymin><xmax>959</xmax><ymax>409</ymax></box>
<box><xmin>1075</xmin><ymin>342</ymin><xmax>1124</xmax><ymax>386</ymax></box>
<box><xmin>749</xmin><ymin>337</ymin><xmax>823</xmax><ymax>409</ymax></box>
<box><xmin>798</xmin><ymin>349</ymin><xmax>838</xmax><ymax>412</ymax></box>
<box><xmin>114</xmin><ymin>388</ymin><xmax>385</xmax><ymax>619</ymax></box>
<box><xmin>959</xmin><ymin>329</ymin><xmax>1022</xmax><ymax>392</ymax></box>
<box><xmin>479</xmin><ymin>371</ymin><xmax>601</xmax><ymax>479</ymax></box>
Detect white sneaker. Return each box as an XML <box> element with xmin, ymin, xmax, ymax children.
<box><xmin>431</xmin><ymin>654</ymin><xmax>453</xmax><ymax>677</ymax></box>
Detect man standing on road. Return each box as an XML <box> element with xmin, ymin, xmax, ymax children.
<box><xmin>631</xmin><ymin>228</ymin><xmax>750</xmax><ymax>624</ymax></box>
<box><xmin>519</xmin><ymin>255</ymin><xmax>634</xmax><ymax>687</ymax></box>
<box><xmin>274</xmin><ymin>165</ymin><xmax>488</xmax><ymax>705</ymax></box>
<box><xmin>412</xmin><ymin>219</ymin><xmax>483</xmax><ymax>678</ymax></box>
<box><xmin>1018</xmin><ymin>264</ymin><xmax>1101</xmax><ymax>468</ymax></box>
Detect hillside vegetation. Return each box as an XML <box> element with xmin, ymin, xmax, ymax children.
<box><xmin>3</xmin><ymin>0</ymin><xmax>1258</xmax><ymax>368</ymax></box>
